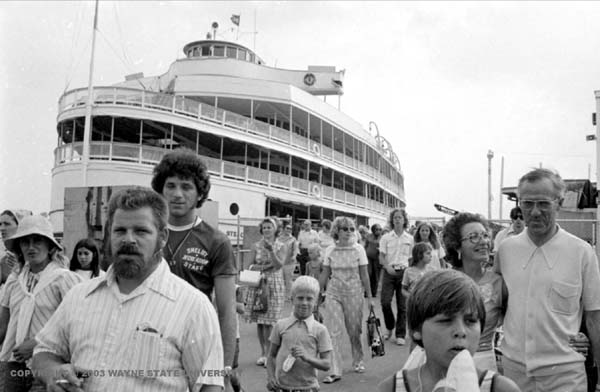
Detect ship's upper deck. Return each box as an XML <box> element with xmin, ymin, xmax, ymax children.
<box><xmin>183</xmin><ymin>40</ymin><xmax>266</xmax><ymax>65</ymax></box>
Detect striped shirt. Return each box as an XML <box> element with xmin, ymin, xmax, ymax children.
<box><xmin>34</xmin><ymin>259</ymin><xmax>224</xmax><ymax>391</ymax></box>
<box><xmin>0</xmin><ymin>262</ymin><xmax>82</xmax><ymax>361</ymax></box>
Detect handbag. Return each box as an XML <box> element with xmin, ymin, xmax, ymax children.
<box><xmin>251</xmin><ymin>276</ymin><xmax>269</xmax><ymax>313</ymax></box>
<box><xmin>366</xmin><ymin>308</ymin><xmax>385</xmax><ymax>357</ymax></box>
<box><xmin>239</xmin><ymin>269</ymin><xmax>262</xmax><ymax>287</ymax></box>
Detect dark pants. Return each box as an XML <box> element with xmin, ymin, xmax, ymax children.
<box><xmin>380</xmin><ymin>269</ymin><xmax>406</xmax><ymax>338</ymax></box>
<box><xmin>0</xmin><ymin>361</ymin><xmax>33</xmax><ymax>392</ymax></box>
<box><xmin>296</xmin><ymin>248</ymin><xmax>309</xmax><ymax>275</ymax></box>
<box><xmin>367</xmin><ymin>256</ymin><xmax>381</xmax><ymax>297</ymax></box>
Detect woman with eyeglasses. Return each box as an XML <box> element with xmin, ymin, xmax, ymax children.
<box><xmin>318</xmin><ymin>216</ymin><xmax>375</xmax><ymax>383</ymax></box>
<box><xmin>442</xmin><ymin>212</ymin><xmax>506</xmax><ymax>371</ymax></box>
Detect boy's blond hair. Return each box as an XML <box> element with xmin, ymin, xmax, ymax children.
<box><xmin>291</xmin><ymin>275</ymin><xmax>320</xmax><ymax>297</ymax></box>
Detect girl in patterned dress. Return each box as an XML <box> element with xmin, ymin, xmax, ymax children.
<box><xmin>244</xmin><ymin>217</ymin><xmax>286</xmax><ymax>367</ymax></box>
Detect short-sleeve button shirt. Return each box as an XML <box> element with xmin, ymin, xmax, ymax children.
<box><xmin>495</xmin><ymin>227</ymin><xmax>600</xmax><ymax>375</ymax></box>
<box><xmin>379</xmin><ymin>231</ymin><xmax>414</xmax><ymax>268</ymax></box>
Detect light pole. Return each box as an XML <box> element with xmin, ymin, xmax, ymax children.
<box><xmin>487</xmin><ymin>150</ymin><xmax>494</xmax><ymax>220</ymax></box>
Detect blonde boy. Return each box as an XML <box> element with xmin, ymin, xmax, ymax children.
<box><xmin>267</xmin><ymin>276</ymin><xmax>332</xmax><ymax>392</ymax></box>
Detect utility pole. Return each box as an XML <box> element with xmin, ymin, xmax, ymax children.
<box><xmin>487</xmin><ymin>150</ymin><xmax>494</xmax><ymax>220</ymax></box>
<box><xmin>595</xmin><ymin>91</ymin><xmax>600</xmax><ymax>256</ymax></box>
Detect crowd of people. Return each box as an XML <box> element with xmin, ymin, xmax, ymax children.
<box><xmin>0</xmin><ymin>148</ymin><xmax>599</xmax><ymax>392</ymax></box>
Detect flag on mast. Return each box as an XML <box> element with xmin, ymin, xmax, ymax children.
<box><xmin>231</xmin><ymin>14</ymin><xmax>240</xmax><ymax>26</ymax></box>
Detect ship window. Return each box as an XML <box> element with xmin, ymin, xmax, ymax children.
<box><xmin>222</xmin><ymin>138</ymin><xmax>245</xmax><ymax>164</ymax></box>
<box><xmin>141</xmin><ymin>119</ymin><xmax>169</xmax><ymax>148</ymax></box>
<box><xmin>237</xmin><ymin>49</ymin><xmax>246</xmax><ymax>61</ymax></box>
<box><xmin>202</xmin><ymin>45</ymin><xmax>210</xmax><ymax>56</ymax></box>
<box><xmin>60</xmin><ymin>120</ymin><xmax>72</xmax><ymax>144</ymax></box>
<box><xmin>333</xmin><ymin>128</ymin><xmax>344</xmax><ymax>154</ymax></box>
<box><xmin>213</xmin><ymin>46</ymin><xmax>225</xmax><ymax>57</ymax></box>
<box><xmin>226</xmin><ymin>46</ymin><xmax>237</xmax><ymax>58</ymax></box>
<box><xmin>193</xmin><ymin>47</ymin><xmax>200</xmax><ymax>57</ymax></box>
<box><xmin>269</xmin><ymin>151</ymin><xmax>289</xmax><ymax>175</ymax></box>
<box><xmin>249</xmin><ymin>53</ymin><xmax>255</xmax><ymax>63</ymax></box>
<box><xmin>355</xmin><ymin>179</ymin><xmax>365</xmax><ymax>197</ymax></box>
<box><xmin>291</xmin><ymin>156</ymin><xmax>307</xmax><ymax>179</ymax></box>
<box><xmin>246</xmin><ymin>143</ymin><xmax>264</xmax><ymax>169</ymax></box>
<box><xmin>197</xmin><ymin>131</ymin><xmax>221</xmax><ymax>159</ymax></box>
<box><xmin>91</xmin><ymin>116</ymin><xmax>112</xmax><ymax>141</ymax></box>
<box><xmin>308</xmin><ymin>162</ymin><xmax>320</xmax><ymax>183</ymax></box>
<box><xmin>333</xmin><ymin>171</ymin><xmax>343</xmax><ymax>190</ymax></box>
<box><xmin>345</xmin><ymin>177</ymin><xmax>354</xmax><ymax>193</ymax></box>
<box><xmin>112</xmin><ymin>117</ymin><xmax>140</xmax><ymax>144</ymax></box>
<box><xmin>343</xmin><ymin>133</ymin><xmax>353</xmax><ymax>160</ymax></box>
<box><xmin>187</xmin><ymin>50</ymin><xmax>193</xmax><ymax>57</ymax></box>
<box><xmin>73</xmin><ymin>118</ymin><xmax>85</xmax><ymax>142</ymax></box>
<box><xmin>322</xmin><ymin>167</ymin><xmax>333</xmax><ymax>187</ymax></box>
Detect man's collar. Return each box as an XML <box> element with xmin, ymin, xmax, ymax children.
<box><xmin>522</xmin><ymin>225</ymin><xmax>563</xmax><ymax>269</ymax></box>
<box><xmin>84</xmin><ymin>259</ymin><xmax>176</xmax><ymax>301</ymax></box>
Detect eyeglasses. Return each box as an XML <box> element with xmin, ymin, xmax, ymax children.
<box><xmin>340</xmin><ymin>227</ymin><xmax>356</xmax><ymax>232</ymax></box>
<box><xmin>460</xmin><ymin>231</ymin><xmax>491</xmax><ymax>244</ymax></box>
<box><xmin>520</xmin><ymin>199</ymin><xmax>558</xmax><ymax>211</ymax></box>
<box><xmin>511</xmin><ymin>214</ymin><xmax>524</xmax><ymax>221</ymax></box>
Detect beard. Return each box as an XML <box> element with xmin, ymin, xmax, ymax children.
<box><xmin>111</xmin><ymin>242</ymin><xmax>162</xmax><ymax>279</ymax></box>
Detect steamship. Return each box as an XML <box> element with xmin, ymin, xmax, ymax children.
<box><xmin>50</xmin><ymin>33</ymin><xmax>405</xmax><ymax>243</ymax></box>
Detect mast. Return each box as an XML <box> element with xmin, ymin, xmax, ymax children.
<box><xmin>82</xmin><ymin>0</ymin><xmax>99</xmax><ymax>186</ymax></box>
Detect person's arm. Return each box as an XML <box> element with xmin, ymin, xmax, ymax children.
<box><xmin>585</xmin><ymin>310</ymin><xmax>600</xmax><ymax>389</ymax></box>
<box><xmin>266</xmin><ymin>341</ymin><xmax>281</xmax><ymax>390</ymax></box>
<box><xmin>0</xmin><ymin>306</ymin><xmax>10</xmax><ymax>346</ymax></box>
<box><xmin>318</xmin><ymin>265</ymin><xmax>331</xmax><ymax>293</ymax></box>
<box><xmin>290</xmin><ymin>346</ymin><xmax>331</xmax><ymax>371</ymax></box>
<box><xmin>358</xmin><ymin>265</ymin><xmax>375</xmax><ymax>309</ymax></box>
<box><xmin>32</xmin><ymin>352</ymin><xmax>84</xmax><ymax>391</ymax></box>
<box><xmin>12</xmin><ymin>338</ymin><xmax>37</xmax><ymax>362</ymax></box>
<box><xmin>214</xmin><ymin>275</ymin><xmax>237</xmax><ymax>369</ymax></box>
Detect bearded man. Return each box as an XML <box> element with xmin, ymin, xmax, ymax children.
<box><xmin>32</xmin><ymin>187</ymin><xmax>224</xmax><ymax>392</ymax></box>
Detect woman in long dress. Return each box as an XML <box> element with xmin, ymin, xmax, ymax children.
<box><xmin>243</xmin><ymin>217</ymin><xmax>285</xmax><ymax>367</ymax></box>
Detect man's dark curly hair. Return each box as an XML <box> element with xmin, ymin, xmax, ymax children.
<box><xmin>151</xmin><ymin>148</ymin><xmax>211</xmax><ymax>208</ymax></box>
<box><xmin>442</xmin><ymin>212</ymin><xmax>489</xmax><ymax>269</ymax></box>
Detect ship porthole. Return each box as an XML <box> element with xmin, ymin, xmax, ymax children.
<box><xmin>312</xmin><ymin>143</ymin><xmax>320</xmax><ymax>156</ymax></box>
<box><xmin>312</xmin><ymin>184</ymin><xmax>321</xmax><ymax>198</ymax></box>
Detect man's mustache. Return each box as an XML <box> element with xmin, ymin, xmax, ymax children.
<box><xmin>116</xmin><ymin>243</ymin><xmax>142</xmax><ymax>256</ymax></box>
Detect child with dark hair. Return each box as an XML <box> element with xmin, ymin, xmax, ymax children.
<box><xmin>379</xmin><ymin>269</ymin><xmax>520</xmax><ymax>392</ymax></box>
<box><xmin>401</xmin><ymin>242</ymin><xmax>433</xmax><ymax>299</ymax></box>
<box><xmin>69</xmin><ymin>238</ymin><xmax>104</xmax><ymax>279</ymax></box>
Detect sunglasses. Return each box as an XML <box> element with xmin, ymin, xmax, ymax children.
<box><xmin>511</xmin><ymin>214</ymin><xmax>524</xmax><ymax>220</ymax></box>
<box><xmin>339</xmin><ymin>227</ymin><xmax>356</xmax><ymax>232</ymax></box>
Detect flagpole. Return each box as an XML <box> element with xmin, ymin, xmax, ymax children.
<box><xmin>82</xmin><ymin>0</ymin><xmax>99</xmax><ymax>187</ymax></box>
<box><xmin>253</xmin><ymin>9</ymin><xmax>257</xmax><ymax>51</ymax></box>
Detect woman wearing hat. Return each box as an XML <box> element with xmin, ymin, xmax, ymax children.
<box><xmin>0</xmin><ymin>210</ymin><xmax>33</xmax><ymax>286</ymax></box>
<box><xmin>243</xmin><ymin>217</ymin><xmax>285</xmax><ymax>367</ymax></box>
<box><xmin>0</xmin><ymin>215</ymin><xmax>82</xmax><ymax>391</ymax></box>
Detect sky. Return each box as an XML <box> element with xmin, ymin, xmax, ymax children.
<box><xmin>1</xmin><ymin>1</ymin><xmax>600</xmax><ymax>221</ymax></box>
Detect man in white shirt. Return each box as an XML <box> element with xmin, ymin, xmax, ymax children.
<box><xmin>493</xmin><ymin>206</ymin><xmax>525</xmax><ymax>250</ymax></box>
<box><xmin>32</xmin><ymin>187</ymin><xmax>224</xmax><ymax>392</ymax></box>
<box><xmin>378</xmin><ymin>208</ymin><xmax>413</xmax><ymax>346</ymax></box>
<box><xmin>297</xmin><ymin>219</ymin><xmax>319</xmax><ymax>275</ymax></box>
<box><xmin>495</xmin><ymin>169</ymin><xmax>600</xmax><ymax>392</ymax></box>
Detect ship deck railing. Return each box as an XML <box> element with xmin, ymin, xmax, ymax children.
<box><xmin>58</xmin><ymin>87</ymin><xmax>401</xmax><ymax>195</ymax></box>
<box><xmin>55</xmin><ymin>142</ymin><xmax>388</xmax><ymax>215</ymax></box>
